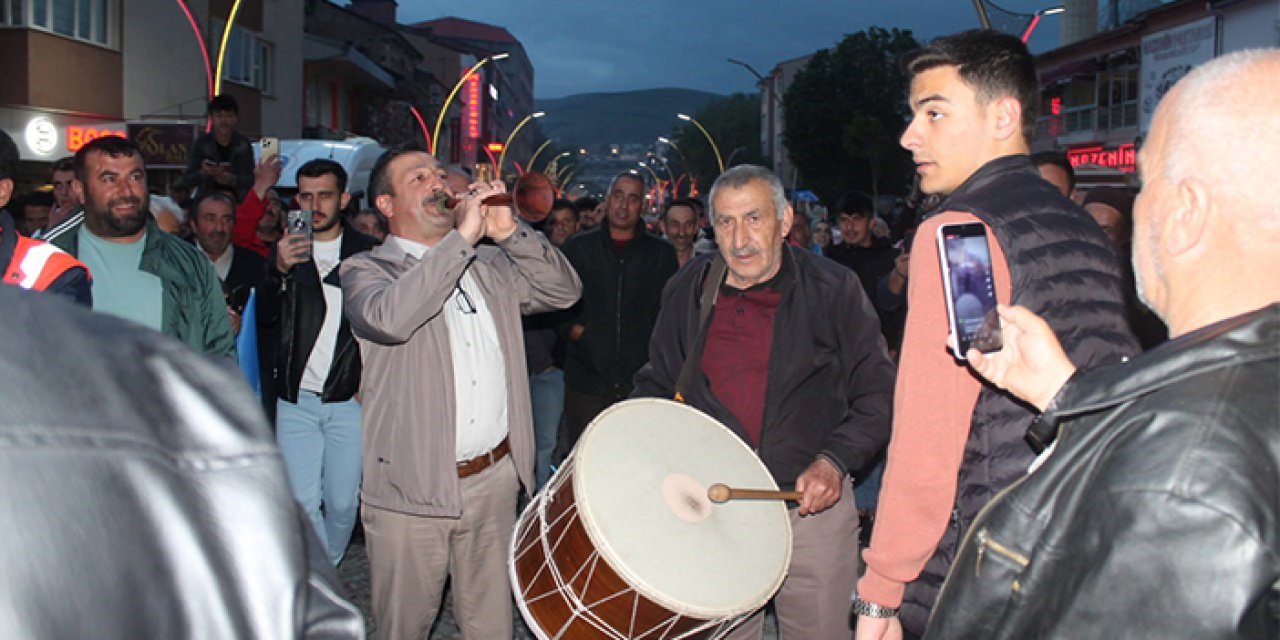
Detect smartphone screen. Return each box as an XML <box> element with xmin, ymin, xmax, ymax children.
<box><xmin>937</xmin><ymin>222</ymin><xmax>1002</xmax><ymax>358</ymax></box>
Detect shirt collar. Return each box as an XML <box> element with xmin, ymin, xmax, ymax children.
<box><xmin>392</xmin><ymin>235</ymin><xmax>430</xmax><ymax>259</ymax></box>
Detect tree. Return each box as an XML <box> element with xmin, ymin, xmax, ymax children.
<box><xmin>783</xmin><ymin>27</ymin><xmax>919</xmax><ymax>205</ymax></box>
<box><xmin>670</xmin><ymin>92</ymin><xmax>762</xmax><ymax>198</ymax></box>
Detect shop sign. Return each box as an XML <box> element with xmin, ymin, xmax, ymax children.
<box><xmin>1067</xmin><ymin>143</ymin><xmax>1136</xmax><ymax>173</ymax></box>
<box><xmin>126</xmin><ymin>122</ymin><xmax>197</xmax><ymax>169</ymax></box>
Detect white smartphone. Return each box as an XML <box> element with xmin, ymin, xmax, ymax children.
<box><xmin>936</xmin><ymin>222</ymin><xmax>1002</xmax><ymax>359</ymax></box>
<box><xmin>260</xmin><ymin>136</ymin><xmax>279</xmax><ymax>161</ymax></box>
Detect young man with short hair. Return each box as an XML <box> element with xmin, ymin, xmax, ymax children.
<box><xmin>257</xmin><ymin>159</ymin><xmax>378</xmax><ymax>566</ymax></box>
<box><xmin>854</xmin><ymin>31</ymin><xmax>1137</xmax><ymax>639</ymax></box>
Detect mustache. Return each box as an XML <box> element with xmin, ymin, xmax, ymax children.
<box><xmin>108</xmin><ymin>196</ymin><xmax>142</xmax><ymax>210</ymax></box>
<box><xmin>729</xmin><ymin>246</ymin><xmax>760</xmax><ymax>259</ymax></box>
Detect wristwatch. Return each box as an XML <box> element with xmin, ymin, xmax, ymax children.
<box><xmin>852</xmin><ymin>597</ymin><xmax>899</xmax><ymax>618</ymax></box>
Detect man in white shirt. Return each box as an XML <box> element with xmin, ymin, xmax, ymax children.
<box><xmin>189</xmin><ymin>191</ymin><xmax>264</xmax><ymax>332</ymax></box>
<box><xmin>257</xmin><ymin>159</ymin><xmax>379</xmax><ymax>566</ymax></box>
<box><xmin>341</xmin><ymin>146</ymin><xmax>581</xmax><ymax>640</ymax></box>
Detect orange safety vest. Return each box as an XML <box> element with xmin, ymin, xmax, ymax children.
<box><xmin>2</xmin><ymin>236</ymin><xmax>89</xmax><ymax>292</ymax></box>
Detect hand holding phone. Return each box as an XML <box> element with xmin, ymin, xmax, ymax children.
<box><xmin>277</xmin><ymin>210</ymin><xmax>313</xmax><ymax>272</ymax></box>
<box><xmin>937</xmin><ymin>222</ymin><xmax>1002</xmax><ymax>359</ymax></box>
<box><xmin>260</xmin><ymin>137</ymin><xmax>279</xmax><ymax>162</ymax></box>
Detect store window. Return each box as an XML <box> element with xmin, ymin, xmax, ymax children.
<box><xmin>1</xmin><ymin>0</ymin><xmax>115</xmax><ymax>47</ymax></box>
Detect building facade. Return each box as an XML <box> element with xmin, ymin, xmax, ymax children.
<box><xmin>1034</xmin><ymin>0</ymin><xmax>1279</xmax><ymax>188</ymax></box>
<box><xmin>0</xmin><ymin>0</ymin><xmax>303</xmax><ymax>192</ymax></box>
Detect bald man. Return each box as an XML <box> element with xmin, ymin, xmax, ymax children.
<box><xmin>923</xmin><ymin>49</ymin><xmax>1280</xmax><ymax>639</ymax></box>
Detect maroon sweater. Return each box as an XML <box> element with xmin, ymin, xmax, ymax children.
<box><xmin>700</xmin><ymin>277</ymin><xmax>783</xmax><ymax>448</ymax></box>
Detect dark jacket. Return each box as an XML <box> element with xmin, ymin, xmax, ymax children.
<box><xmin>0</xmin><ymin>286</ymin><xmax>363</xmax><ymax>639</ymax></box>
<box><xmin>223</xmin><ymin>244</ymin><xmax>265</xmax><ymax>302</ymax></box>
<box><xmin>926</xmin><ymin>304</ymin><xmax>1280</xmax><ymax>639</ymax></box>
<box><xmin>258</xmin><ymin>222</ymin><xmax>378</xmax><ymax>422</ymax></box>
<box><xmin>902</xmin><ymin>155</ymin><xmax>1139</xmax><ymax>633</ymax></box>
<box><xmin>827</xmin><ymin>236</ymin><xmax>902</xmax><ymax>347</ymax></box>
<box><xmin>182</xmin><ymin>130</ymin><xmax>255</xmax><ymax>202</ymax></box>
<box><xmin>632</xmin><ymin>247</ymin><xmax>896</xmax><ymax>488</ymax></box>
<box><xmin>826</xmin><ymin>236</ymin><xmax>897</xmax><ymax>301</ymax></box>
<box><xmin>560</xmin><ymin>227</ymin><xmax>678</xmax><ymax>398</ymax></box>
<box><xmin>1</xmin><ymin>210</ymin><xmax>92</xmax><ymax>305</ymax></box>
<box><xmin>50</xmin><ymin>216</ymin><xmax>237</xmax><ymax>359</ymax></box>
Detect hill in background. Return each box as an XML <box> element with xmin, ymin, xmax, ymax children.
<box><xmin>535</xmin><ymin>88</ymin><xmax>723</xmax><ymax>149</ymax></box>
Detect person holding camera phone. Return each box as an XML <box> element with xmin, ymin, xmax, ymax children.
<box><xmin>257</xmin><ymin>159</ymin><xmax>379</xmax><ymax>568</ymax></box>
<box><xmin>182</xmin><ymin>94</ymin><xmax>255</xmax><ymax>202</ymax></box>
<box><xmin>854</xmin><ymin>31</ymin><xmax>1138</xmax><ymax>639</ymax></box>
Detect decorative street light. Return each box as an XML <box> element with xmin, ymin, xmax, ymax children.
<box><xmin>526</xmin><ymin>139</ymin><xmax>554</xmax><ymax>172</ymax></box>
<box><xmin>676</xmin><ymin>113</ymin><xmax>725</xmax><ymax>174</ymax></box>
<box><xmin>545</xmin><ymin>151</ymin><xmax>573</xmax><ymax>173</ymax></box>
<box><xmin>431</xmin><ymin>52</ymin><xmax>510</xmax><ymax>156</ymax></box>
<box><xmin>497</xmin><ymin>111</ymin><xmax>545</xmax><ymax>179</ymax></box>
<box><xmin>1022</xmin><ymin>6</ymin><xmax>1065</xmax><ymax>43</ymax></box>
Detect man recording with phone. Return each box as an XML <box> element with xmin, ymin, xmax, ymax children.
<box><xmin>257</xmin><ymin>159</ymin><xmax>378</xmax><ymax>567</ymax></box>
<box><xmin>854</xmin><ymin>31</ymin><xmax>1137</xmax><ymax>639</ymax></box>
<box><xmin>182</xmin><ymin>94</ymin><xmax>255</xmax><ymax>202</ymax></box>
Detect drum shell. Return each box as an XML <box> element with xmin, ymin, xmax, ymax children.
<box><xmin>512</xmin><ymin>458</ymin><xmax>736</xmax><ymax>639</ymax></box>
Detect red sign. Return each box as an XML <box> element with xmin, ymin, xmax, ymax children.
<box><xmin>465</xmin><ymin>74</ymin><xmax>481</xmax><ymax>139</ymax></box>
<box><xmin>66</xmin><ymin>126</ymin><xmax>126</xmax><ymax>152</ymax></box>
<box><xmin>1067</xmin><ymin>143</ymin><xmax>1136</xmax><ymax>173</ymax></box>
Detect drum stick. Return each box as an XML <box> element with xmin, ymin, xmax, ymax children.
<box><xmin>707</xmin><ymin>483</ymin><xmax>804</xmax><ymax>504</ymax></box>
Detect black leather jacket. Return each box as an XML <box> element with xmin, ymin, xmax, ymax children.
<box><xmin>925</xmin><ymin>304</ymin><xmax>1280</xmax><ymax>639</ymax></box>
<box><xmin>258</xmin><ymin>223</ymin><xmax>378</xmax><ymax>421</ymax></box>
<box><xmin>0</xmin><ymin>287</ymin><xmax>363</xmax><ymax>638</ymax></box>
<box><xmin>560</xmin><ymin>226</ymin><xmax>678</xmax><ymax>398</ymax></box>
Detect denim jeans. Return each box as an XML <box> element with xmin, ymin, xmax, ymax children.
<box><xmin>276</xmin><ymin>392</ymin><xmax>362</xmax><ymax>565</ymax></box>
<box><xmin>528</xmin><ymin>367</ymin><xmax>564</xmax><ymax>491</ymax></box>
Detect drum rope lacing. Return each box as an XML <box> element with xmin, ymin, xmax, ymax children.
<box><xmin>513</xmin><ymin>454</ymin><xmax>744</xmax><ymax>639</ymax></box>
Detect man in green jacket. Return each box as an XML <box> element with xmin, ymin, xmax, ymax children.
<box><xmin>47</xmin><ymin>136</ymin><xmax>234</xmax><ymax>358</ymax></box>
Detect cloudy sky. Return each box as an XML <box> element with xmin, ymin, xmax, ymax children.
<box><xmin>398</xmin><ymin>0</ymin><xmax>1065</xmax><ymax>99</ymax></box>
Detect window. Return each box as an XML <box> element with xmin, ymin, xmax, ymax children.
<box><xmin>5</xmin><ymin>0</ymin><xmax>114</xmax><ymax>47</ymax></box>
<box><xmin>215</xmin><ymin>21</ymin><xmax>274</xmax><ymax>94</ymax></box>
<box><xmin>1097</xmin><ymin>66</ymin><xmax>1139</xmax><ymax>130</ymax></box>
<box><xmin>1061</xmin><ymin>76</ymin><xmax>1097</xmax><ymax>135</ymax></box>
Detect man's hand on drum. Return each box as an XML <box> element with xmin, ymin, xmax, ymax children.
<box><xmin>794</xmin><ymin>456</ymin><xmax>843</xmax><ymax>516</ymax></box>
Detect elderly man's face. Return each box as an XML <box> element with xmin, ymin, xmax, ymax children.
<box><xmin>713</xmin><ymin>179</ymin><xmax>792</xmax><ymax>288</ymax></box>
<box><xmin>1132</xmin><ymin>103</ymin><xmax>1175</xmax><ymax>319</ymax></box>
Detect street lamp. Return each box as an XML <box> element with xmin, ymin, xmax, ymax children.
<box><xmin>545</xmin><ymin>151</ymin><xmax>573</xmax><ymax>173</ymax></box>
<box><xmin>431</xmin><ymin>52</ymin><xmax>510</xmax><ymax>156</ymax></box>
<box><xmin>527</xmin><ymin>139</ymin><xmax>553</xmax><ymax>172</ymax></box>
<box><xmin>676</xmin><ymin>113</ymin><xmax>725</xmax><ymax>174</ymax></box>
<box><xmin>1022</xmin><ymin>6</ymin><xmax>1065</xmax><ymax>43</ymax></box>
<box><xmin>497</xmin><ymin>111</ymin><xmax>545</xmax><ymax>179</ymax></box>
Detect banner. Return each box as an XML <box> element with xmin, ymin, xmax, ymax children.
<box><xmin>1140</xmin><ymin>16</ymin><xmax>1216</xmax><ymax>132</ymax></box>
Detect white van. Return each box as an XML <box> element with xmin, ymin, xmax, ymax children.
<box><xmin>253</xmin><ymin>137</ymin><xmax>385</xmax><ymax>209</ymax></box>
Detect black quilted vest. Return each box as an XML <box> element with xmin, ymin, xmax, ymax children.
<box><xmin>899</xmin><ymin>154</ymin><xmax>1139</xmax><ymax>634</ymax></box>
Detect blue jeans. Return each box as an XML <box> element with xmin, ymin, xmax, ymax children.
<box><xmin>528</xmin><ymin>367</ymin><xmax>564</xmax><ymax>491</ymax></box>
<box><xmin>276</xmin><ymin>392</ymin><xmax>362</xmax><ymax>566</ymax></box>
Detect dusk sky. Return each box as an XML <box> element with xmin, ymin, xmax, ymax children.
<box><xmin>398</xmin><ymin>0</ymin><xmax>1065</xmax><ymax>99</ymax></box>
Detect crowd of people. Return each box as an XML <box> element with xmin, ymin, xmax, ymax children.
<box><xmin>0</xmin><ymin>28</ymin><xmax>1276</xmax><ymax>640</ymax></box>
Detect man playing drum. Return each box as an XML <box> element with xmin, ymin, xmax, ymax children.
<box><xmin>634</xmin><ymin>164</ymin><xmax>896</xmax><ymax>639</ymax></box>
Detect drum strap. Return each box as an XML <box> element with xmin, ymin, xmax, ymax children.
<box><xmin>675</xmin><ymin>256</ymin><xmax>727</xmax><ymax>403</ymax></box>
